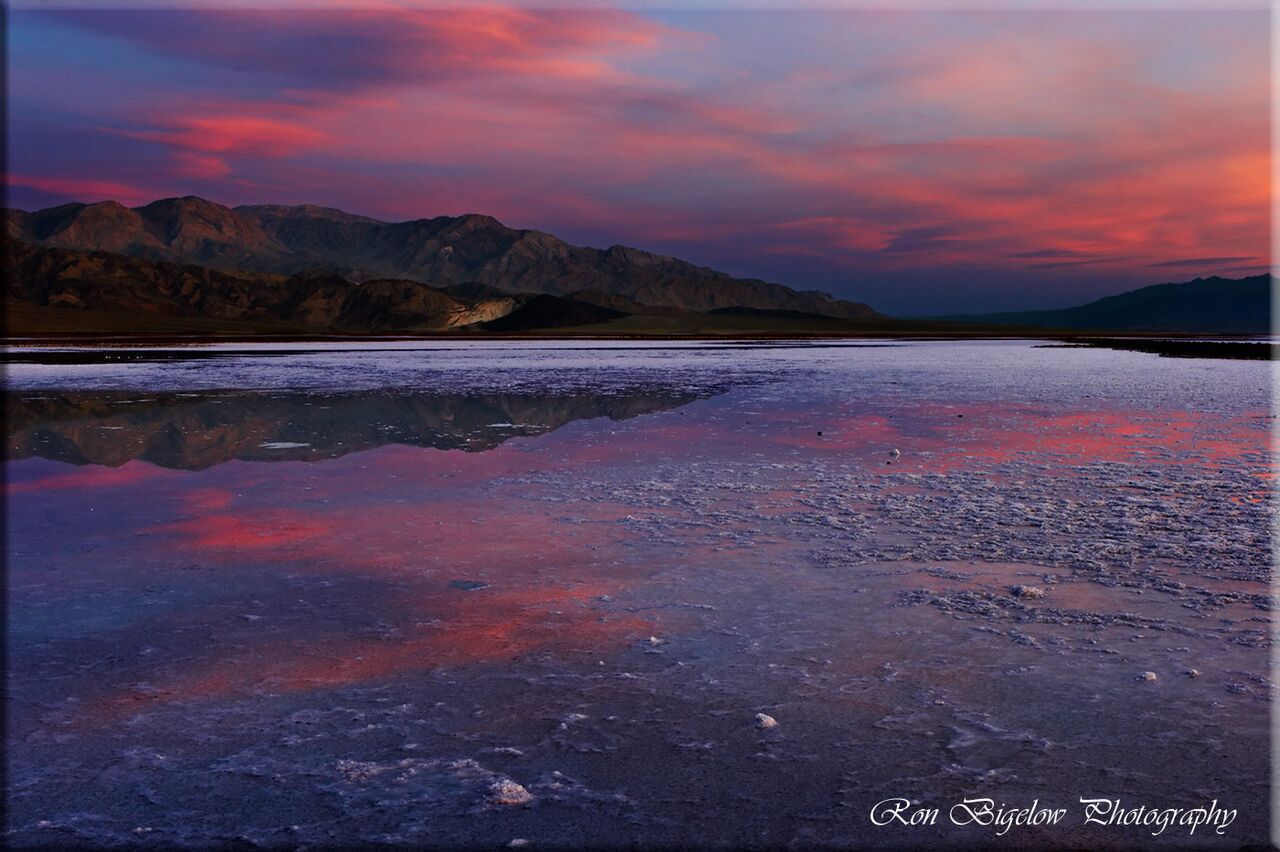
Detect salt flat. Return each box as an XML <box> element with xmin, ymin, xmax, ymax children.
<box><xmin>5</xmin><ymin>340</ymin><xmax>1272</xmax><ymax>848</ymax></box>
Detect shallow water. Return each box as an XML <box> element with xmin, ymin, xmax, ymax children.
<box><xmin>5</xmin><ymin>340</ymin><xmax>1273</xmax><ymax>848</ymax></box>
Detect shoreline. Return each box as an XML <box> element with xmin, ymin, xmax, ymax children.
<box><xmin>2</xmin><ymin>334</ymin><xmax>1273</xmax><ymax>363</ymax></box>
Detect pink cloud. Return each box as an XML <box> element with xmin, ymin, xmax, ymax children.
<box><xmin>121</xmin><ymin>112</ymin><xmax>326</xmax><ymax>158</ymax></box>
<box><xmin>6</xmin><ymin>173</ymin><xmax>156</xmax><ymax>207</ymax></box>
<box><xmin>170</xmin><ymin>152</ymin><xmax>233</xmax><ymax>179</ymax></box>
<box><xmin>12</xmin><ymin>7</ymin><xmax>1268</xmax><ymax>299</ymax></box>
<box><xmin>57</xmin><ymin>6</ymin><xmax>678</xmax><ymax>93</ymax></box>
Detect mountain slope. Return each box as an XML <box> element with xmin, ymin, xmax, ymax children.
<box><xmin>6</xmin><ymin>196</ymin><xmax>879</xmax><ymax>319</ymax></box>
<box><xmin>479</xmin><ymin>294</ymin><xmax>626</xmax><ymax>331</ymax></box>
<box><xmin>942</xmin><ymin>275</ymin><xmax>1271</xmax><ymax>334</ymax></box>
<box><xmin>2</xmin><ymin>238</ymin><xmax>526</xmax><ymax>331</ymax></box>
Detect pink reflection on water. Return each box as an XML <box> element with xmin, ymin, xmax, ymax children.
<box><xmin>772</xmin><ymin>403</ymin><xmax>1269</xmax><ymax>475</ymax></box>
<box><xmin>56</xmin><ymin>398</ymin><xmax>1270</xmax><ymax>723</ymax></box>
<box><xmin>99</xmin><ymin>582</ymin><xmax>648</xmax><ymax>718</ymax></box>
<box><xmin>151</xmin><ymin>511</ymin><xmax>332</xmax><ymax>550</ymax></box>
<box><xmin>6</xmin><ymin>459</ymin><xmax>174</xmax><ymax>494</ymax></box>
<box><xmin>87</xmin><ymin>467</ymin><xmax>660</xmax><ymax>719</ymax></box>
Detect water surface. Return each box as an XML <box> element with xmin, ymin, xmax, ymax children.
<box><xmin>6</xmin><ymin>340</ymin><xmax>1272</xmax><ymax>848</ymax></box>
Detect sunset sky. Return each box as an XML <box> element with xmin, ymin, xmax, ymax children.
<box><xmin>7</xmin><ymin>5</ymin><xmax>1271</xmax><ymax>313</ymax></box>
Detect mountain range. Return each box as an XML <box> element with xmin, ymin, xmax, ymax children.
<box><xmin>941</xmin><ymin>274</ymin><xmax>1271</xmax><ymax>334</ymax></box>
<box><xmin>4</xmin><ymin>237</ymin><xmax>633</xmax><ymax>332</ymax></box>
<box><xmin>4</xmin><ymin>196</ymin><xmax>1269</xmax><ymax>336</ymax></box>
<box><xmin>6</xmin><ymin>196</ymin><xmax>877</xmax><ymax>326</ymax></box>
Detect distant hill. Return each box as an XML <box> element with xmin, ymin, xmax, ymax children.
<box><xmin>6</xmin><ymin>196</ymin><xmax>879</xmax><ymax>320</ymax></box>
<box><xmin>941</xmin><ymin>275</ymin><xmax>1271</xmax><ymax>334</ymax></box>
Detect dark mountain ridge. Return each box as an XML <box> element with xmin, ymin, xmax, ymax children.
<box><xmin>7</xmin><ymin>196</ymin><xmax>1265</xmax><ymax>336</ymax></box>
<box><xmin>7</xmin><ymin>196</ymin><xmax>879</xmax><ymax>319</ymax></box>
<box><xmin>3</xmin><ymin>238</ymin><xmax>520</xmax><ymax>331</ymax></box>
<box><xmin>941</xmin><ymin>274</ymin><xmax>1272</xmax><ymax>334</ymax></box>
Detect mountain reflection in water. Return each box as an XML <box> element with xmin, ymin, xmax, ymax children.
<box><xmin>6</xmin><ymin>387</ymin><xmax>720</xmax><ymax>469</ymax></box>
<box><xmin>4</xmin><ymin>341</ymin><xmax>1271</xmax><ymax>849</ymax></box>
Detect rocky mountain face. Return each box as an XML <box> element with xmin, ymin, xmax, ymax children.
<box><xmin>4</xmin><ymin>238</ymin><xmax>530</xmax><ymax>331</ymax></box>
<box><xmin>7</xmin><ymin>196</ymin><xmax>879</xmax><ymax>319</ymax></box>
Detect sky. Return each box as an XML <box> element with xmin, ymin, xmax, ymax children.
<box><xmin>6</xmin><ymin>4</ymin><xmax>1272</xmax><ymax>314</ymax></box>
